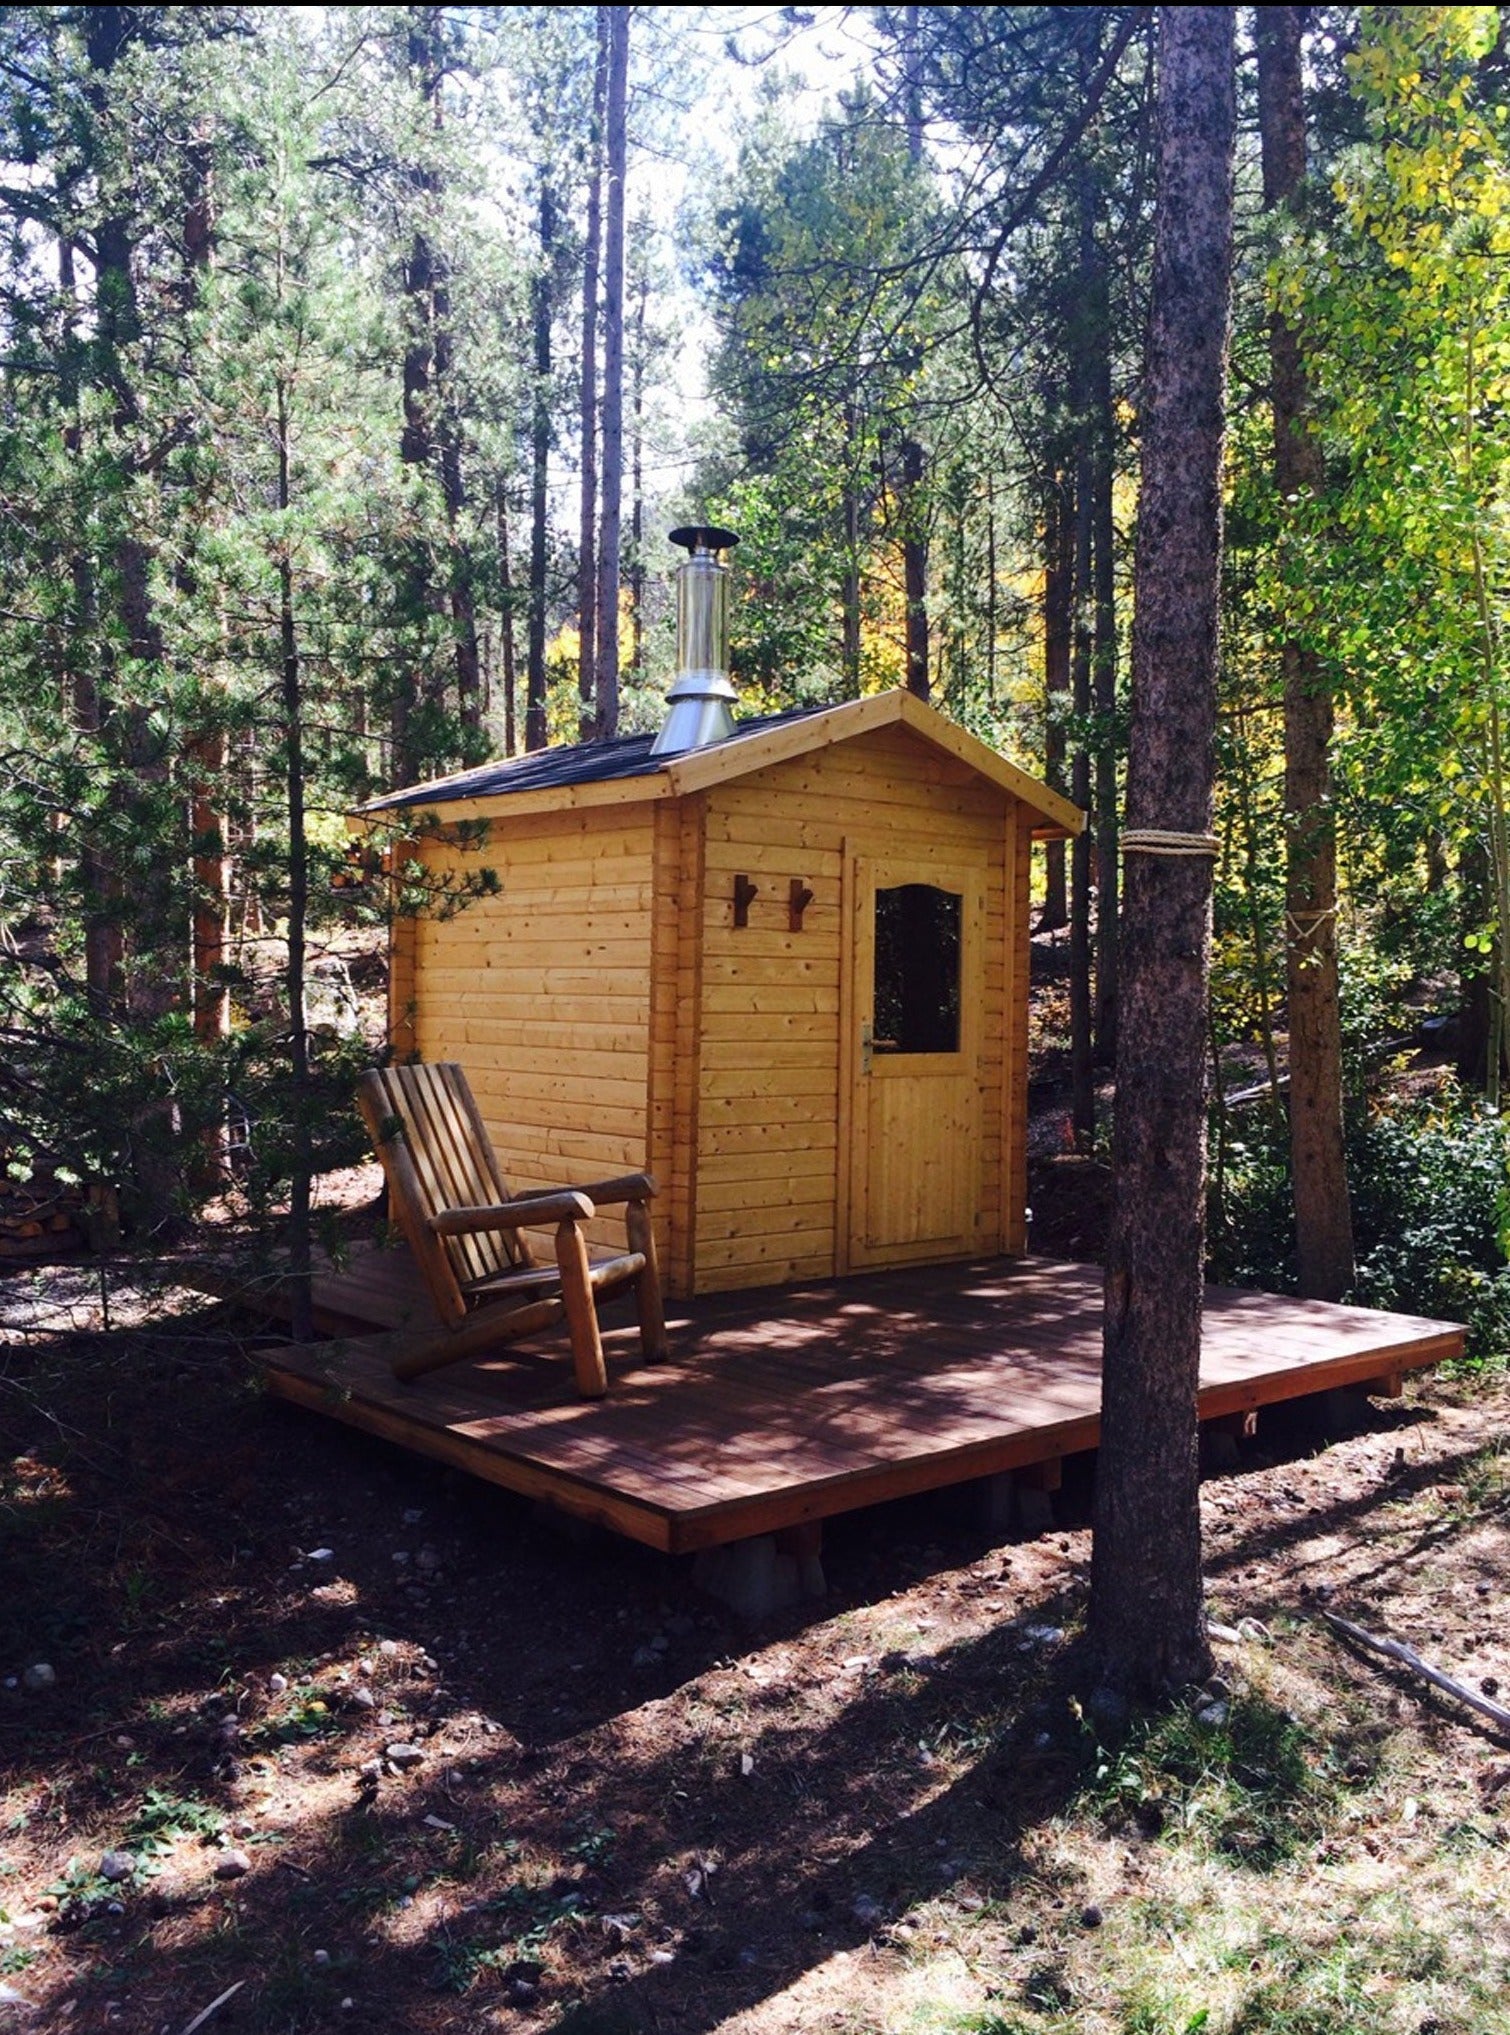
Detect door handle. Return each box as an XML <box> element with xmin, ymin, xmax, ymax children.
<box><xmin>861</xmin><ymin>1020</ymin><xmax>873</xmax><ymax>1074</ymax></box>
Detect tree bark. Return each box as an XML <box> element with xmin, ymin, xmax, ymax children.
<box><xmin>842</xmin><ymin>401</ymin><xmax>863</xmax><ymax>697</ymax></box>
<box><xmin>1092</xmin><ymin>237</ymin><xmax>1120</xmax><ymax>1066</ymax></box>
<box><xmin>593</xmin><ymin>4</ymin><xmax>629</xmax><ymax>739</ymax></box>
<box><xmin>1041</xmin><ymin>475</ymin><xmax>1071</xmax><ymax>930</ymax></box>
<box><xmin>1070</xmin><ymin>444</ymin><xmax>1095</xmax><ymax>1144</ymax></box>
<box><xmin>1256</xmin><ymin>3</ymin><xmax>1355</xmax><ymax>1301</ymax></box>
<box><xmin>277</xmin><ymin>375</ymin><xmax>313</xmax><ymax>1344</ymax></box>
<box><xmin>1089</xmin><ymin>3</ymin><xmax>1235</xmax><ymax>1703</ymax></box>
<box><xmin>900</xmin><ymin>2</ymin><xmax>929</xmax><ymax>701</ymax></box>
<box><xmin>577</xmin><ymin>10</ymin><xmax>606</xmax><ymax>737</ymax></box>
<box><xmin>629</xmin><ymin>247</ymin><xmax>646</xmax><ymax>678</ymax></box>
<box><xmin>527</xmin><ymin>178</ymin><xmax>555</xmax><ymax>754</ymax></box>
<box><xmin>497</xmin><ymin>481</ymin><xmax>518</xmax><ymax>757</ymax></box>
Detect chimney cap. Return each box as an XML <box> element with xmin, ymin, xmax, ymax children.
<box><xmin>669</xmin><ymin>525</ymin><xmax>740</xmax><ymax>558</ymax></box>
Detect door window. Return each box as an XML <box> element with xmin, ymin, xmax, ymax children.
<box><xmin>873</xmin><ymin>883</ymin><xmax>962</xmax><ymax>1054</ymax></box>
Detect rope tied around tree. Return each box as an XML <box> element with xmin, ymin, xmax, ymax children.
<box><xmin>1120</xmin><ymin>829</ymin><xmax>1219</xmax><ymax>858</ymax></box>
<box><xmin>1286</xmin><ymin>905</ymin><xmax>1338</xmax><ymax>941</ymax></box>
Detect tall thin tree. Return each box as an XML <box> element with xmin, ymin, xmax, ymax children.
<box><xmin>1256</xmin><ymin>5</ymin><xmax>1355</xmax><ymax>1301</ymax></box>
<box><xmin>593</xmin><ymin>4</ymin><xmax>629</xmax><ymax>737</ymax></box>
<box><xmin>577</xmin><ymin>10</ymin><xmax>607</xmax><ymax>738</ymax></box>
<box><xmin>1089</xmin><ymin>3</ymin><xmax>1235</xmax><ymax>1701</ymax></box>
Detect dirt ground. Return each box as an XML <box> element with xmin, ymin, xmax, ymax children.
<box><xmin>3</xmin><ymin>1243</ymin><xmax>1510</xmax><ymax>2035</ymax></box>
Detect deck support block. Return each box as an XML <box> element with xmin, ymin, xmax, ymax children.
<box><xmin>693</xmin><ymin>1528</ymin><xmax>826</xmax><ymax>1622</ymax></box>
<box><xmin>1201</xmin><ymin>1409</ymin><xmax>1257</xmax><ymax>1472</ymax></box>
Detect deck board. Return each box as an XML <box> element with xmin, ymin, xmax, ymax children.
<box><xmin>242</xmin><ymin>1249</ymin><xmax>1463</xmax><ymax>1553</ymax></box>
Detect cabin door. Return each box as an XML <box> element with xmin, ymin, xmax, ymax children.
<box><xmin>844</xmin><ymin>855</ymin><xmax>985</xmax><ymax>1270</ymax></box>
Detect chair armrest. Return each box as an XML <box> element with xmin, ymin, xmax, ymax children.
<box><xmin>542</xmin><ymin>1171</ymin><xmax>657</xmax><ymax>1207</ymax></box>
<box><xmin>430</xmin><ymin>1192</ymin><xmax>595</xmax><ymax>1237</ymax></box>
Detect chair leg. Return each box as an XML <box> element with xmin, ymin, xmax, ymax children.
<box><xmin>554</xmin><ymin>1220</ymin><xmax>609</xmax><ymax>1399</ymax></box>
<box><xmin>625</xmin><ymin>1198</ymin><xmax>669</xmax><ymax>1362</ymax></box>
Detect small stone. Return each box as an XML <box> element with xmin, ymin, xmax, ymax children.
<box><xmin>349</xmin><ymin>1686</ymin><xmax>376</xmax><ymax>1710</ymax></box>
<box><xmin>1237</xmin><ymin>1617</ymin><xmax>1271</xmax><ymax>1643</ymax></box>
<box><xmin>415</xmin><ymin>1548</ymin><xmax>441</xmax><ymax>1574</ymax></box>
<box><xmin>21</xmin><ymin>1664</ymin><xmax>55</xmax><ymax>1694</ymax></box>
<box><xmin>740</xmin><ymin>1751</ymin><xmax>755</xmax><ymax>1778</ymax></box>
<box><xmin>1484</xmin><ymin>1677</ymin><xmax>1501</xmax><ymax>1698</ymax></box>
<box><xmin>313</xmin><ymin>1949</ymin><xmax>331</xmax><ymax>1967</ymax></box>
<box><xmin>1195</xmin><ymin>1700</ymin><xmax>1230</xmax><ymax>1730</ymax></box>
<box><xmin>385</xmin><ymin>1742</ymin><xmax>425</xmax><ymax>1769</ymax></box>
<box><xmin>268</xmin><ymin>1673</ymin><xmax>288</xmax><ymax>1695</ymax></box>
<box><xmin>650</xmin><ymin>1948</ymin><xmax>676</xmax><ymax>1965</ymax></box>
<box><xmin>402</xmin><ymin>1508</ymin><xmax>424</xmax><ymax>1525</ymax></box>
<box><xmin>106</xmin><ymin>1901</ymin><xmax>125</xmax><ymax>1917</ymax></box>
<box><xmin>1080</xmin><ymin>1904</ymin><xmax>1103</xmax><ymax>1929</ymax></box>
<box><xmin>99</xmin><ymin>1852</ymin><xmax>134</xmax><ymax>1883</ymax></box>
<box><xmin>213</xmin><ymin>1849</ymin><xmax>251</xmax><ymax>1881</ymax></box>
<box><xmin>358</xmin><ymin>1759</ymin><xmax>383</xmax><ymax>1784</ymax></box>
<box><xmin>1022</xmin><ymin>1624</ymin><xmax>1065</xmax><ymax>1649</ymax></box>
<box><xmin>852</xmin><ymin>1895</ymin><xmax>881</xmax><ymax>1929</ymax></box>
<box><xmin>114</xmin><ymin>1735</ymin><xmax>134</xmax><ymax>1750</ymax></box>
<box><xmin>378</xmin><ymin>1639</ymin><xmax>400</xmax><ymax>1657</ymax></box>
<box><xmin>307</xmin><ymin>1548</ymin><xmax>335</xmax><ymax>1565</ymax></box>
<box><xmin>1203</xmin><ymin>1674</ymin><xmax>1233</xmax><ymax>1702</ymax></box>
<box><xmin>340</xmin><ymin>1999</ymin><xmax>355</xmax><ymax>2012</ymax></box>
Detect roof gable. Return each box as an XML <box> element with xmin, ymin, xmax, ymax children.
<box><xmin>359</xmin><ymin>689</ymin><xmax>1082</xmax><ymax>838</ymax></box>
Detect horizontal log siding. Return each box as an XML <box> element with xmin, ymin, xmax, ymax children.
<box><xmin>407</xmin><ymin>805</ymin><xmax>657</xmax><ymax>1256</ymax></box>
<box><xmin>696</xmin><ymin>725</ymin><xmax>1010</xmax><ymax>1292</ymax></box>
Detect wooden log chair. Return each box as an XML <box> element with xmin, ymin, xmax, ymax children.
<box><xmin>356</xmin><ymin>1063</ymin><xmax>667</xmax><ymax>1396</ymax></box>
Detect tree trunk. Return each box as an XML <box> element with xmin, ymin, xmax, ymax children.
<box><xmin>1256</xmin><ymin>3</ymin><xmax>1355</xmax><ymax>1301</ymax></box>
<box><xmin>277</xmin><ymin>378</ymin><xmax>313</xmax><ymax>1344</ymax></box>
<box><xmin>900</xmin><ymin>3</ymin><xmax>929</xmax><ymax>701</ymax></box>
<box><xmin>1459</xmin><ymin>835</ymin><xmax>1492</xmax><ymax>1087</ymax></box>
<box><xmin>842</xmin><ymin>400</ymin><xmax>863</xmax><ymax>697</ymax></box>
<box><xmin>1092</xmin><ymin>246</ymin><xmax>1120</xmax><ymax>1066</ymax></box>
<box><xmin>527</xmin><ymin>179</ymin><xmax>555</xmax><ymax>754</ymax></box>
<box><xmin>1089</xmin><ymin>2</ymin><xmax>1235</xmax><ymax>1703</ymax></box>
<box><xmin>1070</xmin><ymin>446</ymin><xmax>1095</xmax><ymax>1144</ymax></box>
<box><xmin>578</xmin><ymin>10</ymin><xmax>607</xmax><ymax>737</ymax></box>
<box><xmin>594</xmin><ymin>4</ymin><xmax>629</xmax><ymax>738</ymax></box>
<box><xmin>497</xmin><ymin>481</ymin><xmax>518</xmax><ymax>757</ymax></box>
<box><xmin>629</xmin><ymin>248</ymin><xmax>646</xmax><ymax>678</ymax></box>
<box><xmin>1041</xmin><ymin>475</ymin><xmax>1071</xmax><ymax>930</ymax></box>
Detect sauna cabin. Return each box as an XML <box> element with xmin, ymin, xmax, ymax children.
<box><xmin>360</xmin><ymin>530</ymin><xmax>1082</xmax><ymax>1298</ymax></box>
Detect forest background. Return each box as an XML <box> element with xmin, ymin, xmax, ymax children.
<box><xmin>2</xmin><ymin>2</ymin><xmax>1510</xmax><ymax>1358</ymax></box>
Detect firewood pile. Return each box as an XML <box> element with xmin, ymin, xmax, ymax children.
<box><xmin>0</xmin><ymin>1160</ymin><xmax>119</xmax><ymax>1261</ymax></box>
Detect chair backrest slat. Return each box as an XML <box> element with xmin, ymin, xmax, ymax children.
<box><xmin>358</xmin><ymin>1063</ymin><xmax>525</xmax><ymax>1323</ymax></box>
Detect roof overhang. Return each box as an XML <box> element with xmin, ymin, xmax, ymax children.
<box><xmin>353</xmin><ymin>690</ymin><xmax>1084</xmax><ymax>839</ymax></box>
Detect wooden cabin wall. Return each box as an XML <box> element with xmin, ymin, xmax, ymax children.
<box><xmin>691</xmin><ymin>725</ymin><xmax>1014</xmax><ymax>1293</ymax></box>
<box><xmin>400</xmin><ymin>804</ymin><xmax>657</xmax><ymax>1257</ymax></box>
<box><xmin>1003</xmin><ymin>806</ymin><xmax>1033</xmax><ymax>1255</ymax></box>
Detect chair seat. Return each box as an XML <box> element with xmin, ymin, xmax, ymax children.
<box><xmin>357</xmin><ymin>1061</ymin><xmax>667</xmax><ymax>1396</ymax></box>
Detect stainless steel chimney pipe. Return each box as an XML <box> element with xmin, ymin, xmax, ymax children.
<box><xmin>650</xmin><ymin>526</ymin><xmax>740</xmax><ymax>757</ymax></box>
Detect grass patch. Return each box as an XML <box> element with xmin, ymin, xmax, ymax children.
<box><xmin>1078</xmin><ymin>1692</ymin><xmax>1328</xmax><ymax>1868</ymax></box>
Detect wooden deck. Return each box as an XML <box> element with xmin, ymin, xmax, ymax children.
<box><xmin>244</xmin><ymin>1249</ymin><xmax>1463</xmax><ymax>1555</ymax></box>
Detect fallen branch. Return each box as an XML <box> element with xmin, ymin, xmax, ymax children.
<box><xmin>181</xmin><ymin>1980</ymin><xmax>246</xmax><ymax>2035</ymax></box>
<box><xmin>1320</xmin><ymin>1609</ymin><xmax>1510</xmax><ymax>1736</ymax></box>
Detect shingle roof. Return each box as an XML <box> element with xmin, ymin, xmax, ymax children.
<box><xmin>361</xmin><ymin>705</ymin><xmax>828</xmax><ymax>812</ymax></box>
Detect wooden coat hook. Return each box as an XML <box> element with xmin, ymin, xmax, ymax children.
<box><xmin>733</xmin><ymin>874</ymin><xmax>759</xmax><ymax>927</ymax></box>
<box><xmin>788</xmin><ymin>878</ymin><xmax>814</xmax><ymax>931</ymax></box>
